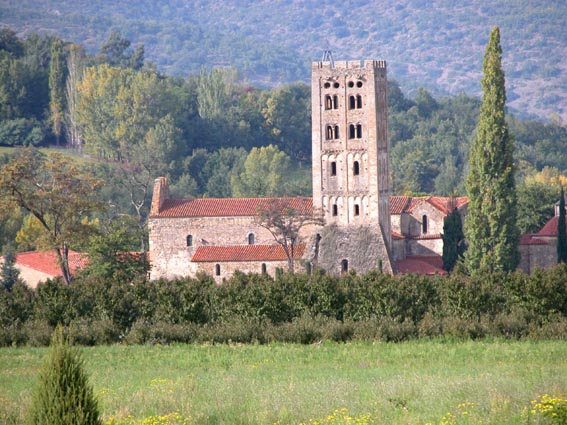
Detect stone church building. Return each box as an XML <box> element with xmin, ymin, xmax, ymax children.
<box><xmin>149</xmin><ymin>58</ymin><xmax>470</xmax><ymax>281</ymax></box>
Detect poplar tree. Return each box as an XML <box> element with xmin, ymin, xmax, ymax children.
<box><xmin>49</xmin><ymin>39</ymin><xmax>66</xmax><ymax>145</ymax></box>
<box><xmin>464</xmin><ymin>27</ymin><xmax>520</xmax><ymax>273</ymax></box>
<box><xmin>557</xmin><ymin>186</ymin><xmax>567</xmax><ymax>263</ymax></box>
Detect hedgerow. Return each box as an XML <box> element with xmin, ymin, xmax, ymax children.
<box><xmin>1</xmin><ymin>264</ymin><xmax>567</xmax><ymax>346</ymax></box>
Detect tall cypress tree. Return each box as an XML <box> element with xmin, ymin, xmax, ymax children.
<box><xmin>557</xmin><ymin>186</ymin><xmax>567</xmax><ymax>263</ymax></box>
<box><xmin>464</xmin><ymin>27</ymin><xmax>520</xmax><ymax>273</ymax></box>
<box><xmin>442</xmin><ymin>207</ymin><xmax>466</xmax><ymax>272</ymax></box>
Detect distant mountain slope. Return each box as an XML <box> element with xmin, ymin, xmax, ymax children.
<box><xmin>2</xmin><ymin>0</ymin><xmax>566</xmax><ymax>121</ymax></box>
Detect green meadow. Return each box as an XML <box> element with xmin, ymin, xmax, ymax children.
<box><xmin>1</xmin><ymin>340</ymin><xmax>566</xmax><ymax>424</ymax></box>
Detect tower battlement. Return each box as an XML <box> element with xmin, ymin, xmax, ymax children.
<box><xmin>312</xmin><ymin>59</ymin><xmax>387</xmax><ymax>70</ymax></box>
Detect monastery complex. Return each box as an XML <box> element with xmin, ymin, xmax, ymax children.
<box><xmin>147</xmin><ymin>58</ymin><xmax>563</xmax><ymax>282</ymax></box>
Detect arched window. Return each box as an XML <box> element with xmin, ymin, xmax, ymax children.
<box><xmin>215</xmin><ymin>264</ymin><xmax>221</xmax><ymax>276</ymax></box>
<box><xmin>325</xmin><ymin>95</ymin><xmax>333</xmax><ymax>110</ymax></box>
<box><xmin>331</xmin><ymin>161</ymin><xmax>337</xmax><ymax>176</ymax></box>
<box><xmin>422</xmin><ymin>215</ymin><xmax>428</xmax><ymax>234</ymax></box>
<box><xmin>353</xmin><ymin>161</ymin><xmax>360</xmax><ymax>176</ymax></box>
<box><xmin>356</xmin><ymin>95</ymin><xmax>362</xmax><ymax>109</ymax></box>
<box><xmin>349</xmin><ymin>124</ymin><xmax>355</xmax><ymax>139</ymax></box>
<box><xmin>261</xmin><ymin>263</ymin><xmax>267</xmax><ymax>274</ymax></box>
<box><xmin>334</xmin><ymin>125</ymin><xmax>340</xmax><ymax>139</ymax></box>
<box><xmin>186</xmin><ymin>235</ymin><xmax>193</xmax><ymax>247</ymax></box>
<box><xmin>248</xmin><ymin>233</ymin><xmax>255</xmax><ymax>245</ymax></box>
<box><xmin>356</xmin><ymin>124</ymin><xmax>362</xmax><ymax>138</ymax></box>
<box><xmin>332</xmin><ymin>204</ymin><xmax>338</xmax><ymax>216</ymax></box>
<box><xmin>354</xmin><ymin>204</ymin><xmax>360</xmax><ymax>216</ymax></box>
<box><xmin>349</xmin><ymin>95</ymin><xmax>355</xmax><ymax>109</ymax></box>
<box><xmin>332</xmin><ymin>95</ymin><xmax>338</xmax><ymax>109</ymax></box>
<box><xmin>341</xmin><ymin>259</ymin><xmax>349</xmax><ymax>273</ymax></box>
<box><xmin>326</xmin><ymin>125</ymin><xmax>333</xmax><ymax>140</ymax></box>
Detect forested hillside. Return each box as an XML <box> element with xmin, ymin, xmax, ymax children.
<box><xmin>2</xmin><ymin>0</ymin><xmax>567</xmax><ymax>122</ymax></box>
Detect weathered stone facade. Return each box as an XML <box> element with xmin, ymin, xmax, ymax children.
<box><xmin>147</xmin><ymin>59</ymin><xmax>475</xmax><ymax>280</ymax></box>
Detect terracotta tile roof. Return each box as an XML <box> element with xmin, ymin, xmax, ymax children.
<box><xmin>519</xmin><ymin>234</ymin><xmax>549</xmax><ymax>245</ymax></box>
<box><xmin>15</xmin><ymin>250</ymin><xmax>88</xmax><ymax>277</ymax></box>
<box><xmin>426</xmin><ymin>196</ymin><xmax>468</xmax><ymax>214</ymax></box>
<box><xmin>390</xmin><ymin>196</ymin><xmax>468</xmax><ymax>215</ymax></box>
<box><xmin>192</xmin><ymin>244</ymin><xmax>306</xmax><ymax>262</ymax></box>
<box><xmin>152</xmin><ymin>197</ymin><xmax>313</xmax><ymax>218</ymax></box>
<box><xmin>536</xmin><ymin>216</ymin><xmax>567</xmax><ymax>237</ymax></box>
<box><xmin>390</xmin><ymin>196</ymin><xmax>412</xmax><ymax>214</ymax></box>
<box><xmin>396</xmin><ymin>255</ymin><xmax>447</xmax><ymax>275</ymax></box>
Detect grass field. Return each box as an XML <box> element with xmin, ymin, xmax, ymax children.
<box><xmin>1</xmin><ymin>340</ymin><xmax>566</xmax><ymax>424</ymax></box>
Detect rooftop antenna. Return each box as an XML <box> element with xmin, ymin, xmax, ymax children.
<box><xmin>322</xmin><ymin>41</ymin><xmax>334</xmax><ymax>67</ymax></box>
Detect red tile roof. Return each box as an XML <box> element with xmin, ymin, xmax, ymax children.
<box><xmin>15</xmin><ymin>250</ymin><xmax>88</xmax><ymax>277</ymax></box>
<box><xmin>390</xmin><ymin>196</ymin><xmax>468</xmax><ymax>215</ymax></box>
<box><xmin>151</xmin><ymin>197</ymin><xmax>313</xmax><ymax>218</ymax></box>
<box><xmin>396</xmin><ymin>255</ymin><xmax>447</xmax><ymax>275</ymax></box>
<box><xmin>519</xmin><ymin>234</ymin><xmax>549</xmax><ymax>245</ymax></box>
<box><xmin>192</xmin><ymin>244</ymin><xmax>306</xmax><ymax>262</ymax></box>
<box><xmin>536</xmin><ymin>216</ymin><xmax>567</xmax><ymax>237</ymax></box>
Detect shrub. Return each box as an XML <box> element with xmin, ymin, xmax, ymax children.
<box><xmin>27</xmin><ymin>325</ymin><xmax>101</xmax><ymax>424</ymax></box>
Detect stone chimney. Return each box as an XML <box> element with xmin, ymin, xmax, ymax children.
<box><xmin>150</xmin><ymin>177</ymin><xmax>169</xmax><ymax>216</ymax></box>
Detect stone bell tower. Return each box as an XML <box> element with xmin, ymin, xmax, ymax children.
<box><xmin>311</xmin><ymin>59</ymin><xmax>393</xmax><ymax>274</ymax></box>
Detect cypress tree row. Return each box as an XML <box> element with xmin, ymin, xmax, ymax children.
<box><xmin>557</xmin><ymin>186</ymin><xmax>567</xmax><ymax>263</ymax></box>
<box><xmin>28</xmin><ymin>326</ymin><xmax>101</xmax><ymax>425</ymax></box>
<box><xmin>464</xmin><ymin>27</ymin><xmax>520</xmax><ymax>273</ymax></box>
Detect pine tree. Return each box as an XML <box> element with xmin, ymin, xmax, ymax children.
<box><xmin>1</xmin><ymin>243</ymin><xmax>20</xmax><ymax>291</ymax></box>
<box><xmin>464</xmin><ymin>27</ymin><xmax>520</xmax><ymax>273</ymax></box>
<box><xmin>442</xmin><ymin>207</ymin><xmax>466</xmax><ymax>272</ymax></box>
<box><xmin>27</xmin><ymin>326</ymin><xmax>101</xmax><ymax>425</ymax></box>
<box><xmin>557</xmin><ymin>186</ymin><xmax>567</xmax><ymax>263</ymax></box>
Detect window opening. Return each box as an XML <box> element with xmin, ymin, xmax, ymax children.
<box><xmin>261</xmin><ymin>263</ymin><xmax>267</xmax><ymax>274</ymax></box>
<box><xmin>333</xmin><ymin>82</ymin><xmax>340</xmax><ymax>88</ymax></box>
<box><xmin>186</xmin><ymin>235</ymin><xmax>193</xmax><ymax>247</ymax></box>
<box><xmin>326</xmin><ymin>125</ymin><xmax>333</xmax><ymax>140</ymax></box>
<box><xmin>353</xmin><ymin>161</ymin><xmax>360</xmax><ymax>176</ymax></box>
<box><xmin>356</xmin><ymin>81</ymin><xmax>363</xmax><ymax>88</ymax></box>
<box><xmin>354</xmin><ymin>204</ymin><xmax>360</xmax><ymax>216</ymax></box>
<box><xmin>348</xmin><ymin>81</ymin><xmax>354</xmax><ymax>88</ymax></box>
<box><xmin>331</xmin><ymin>161</ymin><xmax>337</xmax><ymax>176</ymax></box>
<box><xmin>248</xmin><ymin>233</ymin><xmax>255</xmax><ymax>245</ymax></box>
<box><xmin>422</xmin><ymin>215</ymin><xmax>428</xmax><ymax>234</ymax></box>
<box><xmin>356</xmin><ymin>95</ymin><xmax>362</xmax><ymax>109</ymax></box>
<box><xmin>215</xmin><ymin>264</ymin><xmax>221</xmax><ymax>276</ymax></box>
<box><xmin>341</xmin><ymin>259</ymin><xmax>349</xmax><ymax>273</ymax></box>
<box><xmin>349</xmin><ymin>124</ymin><xmax>355</xmax><ymax>139</ymax></box>
<box><xmin>356</xmin><ymin>124</ymin><xmax>362</xmax><ymax>139</ymax></box>
<box><xmin>332</xmin><ymin>204</ymin><xmax>338</xmax><ymax>216</ymax></box>
<box><xmin>333</xmin><ymin>95</ymin><xmax>338</xmax><ymax>109</ymax></box>
<box><xmin>349</xmin><ymin>95</ymin><xmax>355</xmax><ymax>109</ymax></box>
<box><xmin>334</xmin><ymin>125</ymin><xmax>340</xmax><ymax>139</ymax></box>
<box><xmin>325</xmin><ymin>95</ymin><xmax>332</xmax><ymax>110</ymax></box>
<box><xmin>324</xmin><ymin>82</ymin><xmax>331</xmax><ymax>89</ymax></box>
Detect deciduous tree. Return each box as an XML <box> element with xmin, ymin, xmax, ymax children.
<box><xmin>0</xmin><ymin>149</ymin><xmax>103</xmax><ymax>284</ymax></box>
<box><xmin>256</xmin><ymin>199</ymin><xmax>323</xmax><ymax>273</ymax></box>
<box><xmin>464</xmin><ymin>27</ymin><xmax>520</xmax><ymax>273</ymax></box>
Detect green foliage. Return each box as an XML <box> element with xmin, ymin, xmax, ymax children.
<box><xmin>231</xmin><ymin>144</ymin><xmax>291</xmax><ymax>197</ymax></box>
<box><xmin>0</xmin><ymin>118</ymin><xmax>45</xmax><ymax>146</ymax></box>
<box><xmin>0</xmin><ymin>149</ymin><xmax>104</xmax><ymax>283</ymax></box>
<box><xmin>442</xmin><ymin>207</ymin><xmax>466</xmax><ymax>272</ymax></box>
<box><xmin>1</xmin><ymin>243</ymin><xmax>19</xmax><ymax>291</ymax></box>
<box><xmin>27</xmin><ymin>325</ymin><xmax>101</xmax><ymax>425</ymax></box>
<box><xmin>465</xmin><ymin>27</ymin><xmax>520</xmax><ymax>273</ymax></box>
